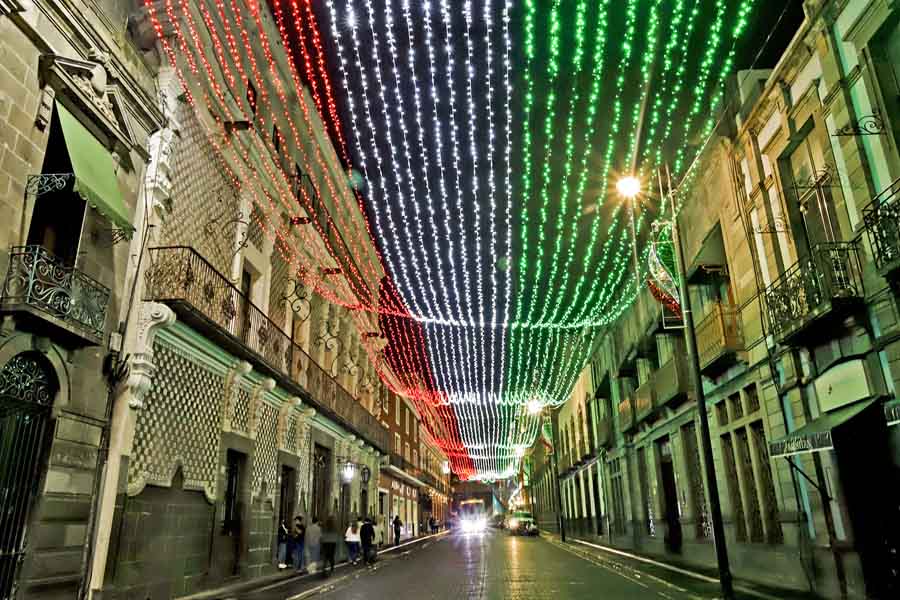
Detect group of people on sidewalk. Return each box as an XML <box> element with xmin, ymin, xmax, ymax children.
<box><xmin>278</xmin><ymin>514</ymin><xmax>416</xmax><ymax>577</ymax></box>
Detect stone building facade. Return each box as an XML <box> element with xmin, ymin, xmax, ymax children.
<box><xmin>0</xmin><ymin>2</ymin><xmax>163</xmax><ymax>599</ymax></box>
<box><xmin>528</xmin><ymin>1</ymin><xmax>900</xmax><ymax>599</ymax></box>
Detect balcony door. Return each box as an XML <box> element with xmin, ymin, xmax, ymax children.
<box><xmin>785</xmin><ymin>132</ymin><xmax>845</xmax><ymax>255</ymax></box>
<box><xmin>26</xmin><ymin>110</ymin><xmax>86</xmax><ymax>266</ymax></box>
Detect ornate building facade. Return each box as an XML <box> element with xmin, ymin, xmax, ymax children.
<box><xmin>528</xmin><ymin>1</ymin><xmax>900</xmax><ymax>598</ymax></box>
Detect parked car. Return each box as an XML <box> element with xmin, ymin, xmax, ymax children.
<box><xmin>489</xmin><ymin>514</ymin><xmax>506</xmax><ymax>529</ymax></box>
<box><xmin>505</xmin><ymin>511</ymin><xmax>538</xmax><ymax>536</ymax></box>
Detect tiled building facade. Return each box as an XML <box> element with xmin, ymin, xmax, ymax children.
<box><xmin>0</xmin><ymin>1</ymin><xmax>436</xmax><ymax>600</ymax></box>
<box><xmin>0</xmin><ymin>2</ymin><xmax>163</xmax><ymax>599</ymax></box>
<box><xmin>528</xmin><ymin>1</ymin><xmax>900</xmax><ymax>598</ymax></box>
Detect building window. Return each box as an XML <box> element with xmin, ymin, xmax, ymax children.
<box><xmin>405</xmin><ymin>443</ymin><xmax>411</xmax><ymax>464</ymax></box>
<box><xmin>395</xmin><ymin>395</ymin><xmax>400</xmax><ymax>425</ymax></box>
<box><xmin>394</xmin><ymin>433</ymin><xmax>401</xmax><ymax>454</ymax></box>
<box><xmin>413</xmin><ymin>450</ymin><xmax>418</xmax><ymax>470</ymax></box>
<box><xmin>405</xmin><ymin>407</ymin><xmax>409</xmax><ymax>435</ymax></box>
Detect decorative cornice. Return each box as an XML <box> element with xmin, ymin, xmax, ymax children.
<box><xmin>248</xmin><ymin>377</ymin><xmax>276</xmax><ymax>438</ymax></box>
<box><xmin>117</xmin><ymin>302</ymin><xmax>176</xmax><ymax>408</ymax></box>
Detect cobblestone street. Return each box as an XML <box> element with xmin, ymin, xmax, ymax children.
<box><xmin>229</xmin><ymin>531</ymin><xmax>810</xmax><ymax>600</ymax></box>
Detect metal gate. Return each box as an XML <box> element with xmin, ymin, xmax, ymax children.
<box><xmin>0</xmin><ymin>353</ymin><xmax>56</xmax><ymax>600</ymax></box>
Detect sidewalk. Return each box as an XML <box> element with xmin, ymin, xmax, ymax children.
<box><xmin>176</xmin><ymin>530</ymin><xmax>449</xmax><ymax>600</ymax></box>
<box><xmin>546</xmin><ymin>533</ymin><xmax>820</xmax><ymax>600</ymax></box>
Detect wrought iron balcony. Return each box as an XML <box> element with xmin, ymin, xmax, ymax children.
<box><xmin>763</xmin><ymin>242</ymin><xmax>864</xmax><ymax>344</ymax></box>
<box><xmin>695</xmin><ymin>302</ymin><xmax>744</xmax><ymax>374</ymax></box>
<box><xmin>634</xmin><ymin>379</ymin><xmax>657</xmax><ymax>423</ymax></box>
<box><xmin>595</xmin><ymin>416</ymin><xmax>612</xmax><ymax>449</ymax></box>
<box><xmin>145</xmin><ymin>246</ymin><xmax>389</xmax><ymax>453</ymax></box>
<box><xmin>655</xmin><ymin>348</ymin><xmax>692</xmax><ymax>407</ymax></box>
<box><xmin>863</xmin><ymin>177</ymin><xmax>900</xmax><ymax>279</ymax></box>
<box><xmin>618</xmin><ymin>396</ymin><xmax>636</xmax><ymax>433</ymax></box>
<box><xmin>1</xmin><ymin>245</ymin><xmax>110</xmax><ymax>345</ymax></box>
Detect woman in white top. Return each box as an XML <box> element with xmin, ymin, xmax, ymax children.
<box><xmin>345</xmin><ymin>519</ymin><xmax>362</xmax><ymax>564</ymax></box>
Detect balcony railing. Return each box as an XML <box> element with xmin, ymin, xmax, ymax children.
<box><xmin>863</xmin><ymin>177</ymin><xmax>900</xmax><ymax>278</ymax></box>
<box><xmin>763</xmin><ymin>242</ymin><xmax>863</xmax><ymax>343</ymax></box>
<box><xmin>145</xmin><ymin>246</ymin><xmax>389</xmax><ymax>452</ymax></box>
<box><xmin>634</xmin><ymin>379</ymin><xmax>657</xmax><ymax>423</ymax></box>
<box><xmin>695</xmin><ymin>302</ymin><xmax>744</xmax><ymax>373</ymax></box>
<box><xmin>654</xmin><ymin>349</ymin><xmax>692</xmax><ymax>407</ymax></box>
<box><xmin>1</xmin><ymin>245</ymin><xmax>110</xmax><ymax>345</ymax></box>
<box><xmin>596</xmin><ymin>416</ymin><xmax>612</xmax><ymax>449</ymax></box>
<box><xmin>618</xmin><ymin>396</ymin><xmax>636</xmax><ymax>433</ymax></box>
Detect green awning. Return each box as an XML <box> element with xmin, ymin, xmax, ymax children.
<box><xmin>769</xmin><ymin>399</ymin><xmax>875</xmax><ymax>458</ymax></box>
<box><xmin>56</xmin><ymin>102</ymin><xmax>133</xmax><ymax>232</ymax></box>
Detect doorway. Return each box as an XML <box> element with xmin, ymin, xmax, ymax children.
<box><xmin>312</xmin><ymin>444</ymin><xmax>331</xmax><ymax>521</ymax></box>
<box><xmin>0</xmin><ymin>353</ymin><xmax>56</xmax><ymax>599</ymax></box>
<box><xmin>279</xmin><ymin>465</ymin><xmax>296</xmax><ymax>527</ymax></box>
<box><xmin>657</xmin><ymin>437</ymin><xmax>682</xmax><ymax>553</ymax></box>
<box><xmin>223</xmin><ymin>449</ymin><xmax>246</xmax><ymax>576</ymax></box>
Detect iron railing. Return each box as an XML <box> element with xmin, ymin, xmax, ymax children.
<box><xmin>695</xmin><ymin>302</ymin><xmax>744</xmax><ymax>371</ymax></box>
<box><xmin>145</xmin><ymin>246</ymin><xmax>389</xmax><ymax>452</ymax></box>
<box><xmin>0</xmin><ymin>245</ymin><xmax>110</xmax><ymax>344</ymax></box>
<box><xmin>655</xmin><ymin>338</ymin><xmax>691</xmax><ymax>407</ymax></box>
<box><xmin>763</xmin><ymin>241</ymin><xmax>863</xmax><ymax>341</ymax></box>
<box><xmin>633</xmin><ymin>379</ymin><xmax>657</xmax><ymax>423</ymax></box>
<box><xmin>618</xmin><ymin>396</ymin><xmax>636</xmax><ymax>433</ymax></box>
<box><xmin>863</xmin><ymin>177</ymin><xmax>900</xmax><ymax>276</ymax></box>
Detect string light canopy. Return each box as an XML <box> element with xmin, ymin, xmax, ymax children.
<box><xmin>152</xmin><ymin>0</ymin><xmax>757</xmax><ymax>480</ymax></box>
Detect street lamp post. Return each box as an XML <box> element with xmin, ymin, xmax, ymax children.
<box><xmin>619</xmin><ymin>174</ymin><xmax>734</xmax><ymax>600</ymax></box>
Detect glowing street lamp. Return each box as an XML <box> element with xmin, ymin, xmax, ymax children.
<box><xmin>526</xmin><ymin>399</ymin><xmax>543</xmax><ymax>415</ymax></box>
<box><xmin>341</xmin><ymin>461</ymin><xmax>355</xmax><ymax>483</ymax></box>
<box><xmin>616</xmin><ymin>175</ymin><xmax>642</xmax><ymax>199</ymax></box>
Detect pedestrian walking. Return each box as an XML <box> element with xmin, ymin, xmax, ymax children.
<box><xmin>392</xmin><ymin>515</ymin><xmax>403</xmax><ymax>546</ymax></box>
<box><xmin>292</xmin><ymin>515</ymin><xmax>307</xmax><ymax>573</ymax></box>
<box><xmin>345</xmin><ymin>517</ymin><xmax>361</xmax><ymax>564</ymax></box>
<box><xmin>374</xmin><ymin>516</ymin><xmax>385</xmax><ymax>548</ymax></box>
<box><xmin>277</xmin><ymin>519</ymin><xmax>290</xmax><ymax>569</ymax></box>
<box><xmin>320</xmin><ymin>516</ymin><xmax>338</xmax><ymax>578</ymax></box>
<box><xmin>360</xmin><ymin>517</ymin><xmax>376</xmax><ymax>566</ymax></box>
<box><xmin>306</xmin><ymin>516</ymin><xmax>322</xmax><ymax>573</ymax></box>
<box><xmin>429</xmin><ymin>516</ymin><xmax>436</xmax><ymax>535</ymax></box>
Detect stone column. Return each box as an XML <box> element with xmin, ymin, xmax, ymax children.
<box><xmin>89</xmin><ymin>302</ymin><xmax>176</xmax><ymax>598</ymax></box>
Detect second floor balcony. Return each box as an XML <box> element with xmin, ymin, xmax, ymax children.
<box><xmin>695</xmin><ymin>302</ymin><xmax>744</xmax><ymax>375</ymax></box>
<box><xmin>863</xmin><ymin>177</ymin><xmax>900</xmax><ymax>280</ymax></box>
<box><xmin>1</xmin><ymin>245</ymin><xmax>110</xmax><ymax>346</ymax></box>
<box><xmin>618</xmin><ymin>396</ymin><xmax>636</xmax><ymax>433</ymax></box>
<box><xmin>145</xmin><ymin>246</ymin><xmax>389</xmax><ymax>453</ymax></box>
<box><xmin>634</xmin><ymin>378</ymin><xmax>657</xmax><ymax>424</ymax></box>
<box><xmin>763</xmin><ymin>242</ymin><xmax>864</xmax><ymax>344</ymax></box>
<box><xmin>595</xmin><ymin>415</ymin><xmax>612</xmax><ymax>449</ymax></box>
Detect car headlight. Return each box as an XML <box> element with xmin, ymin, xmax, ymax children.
<box><xmin>509</xmin><ymin>519</ymin><xmax>519</xmax><ymax>529</ymax></box>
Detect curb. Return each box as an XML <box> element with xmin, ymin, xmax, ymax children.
<box><xmin>175</xmin><ymin>530</ymin><xmax>449</xmax><ymax>600</ymax></box>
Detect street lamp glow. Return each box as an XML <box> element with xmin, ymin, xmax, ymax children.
<box><xmin>526</xmin><ymin>399</ymin><xmax>543</xmax><ymax>415</ymax></box>
<box><xmin>616</xmin><ymin>176</ymin><xmax>642</xmax><ymax>199</ymax></box>
<box><xmin>341</xmin><ymin>462</ymin><xmax>355</xmax><ymax>482</ymax></box>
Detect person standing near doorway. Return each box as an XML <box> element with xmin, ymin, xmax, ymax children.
<box><xmin>306</xmin><ymin>516</ymin><xmax>322</xmax><ymax>573</ymax></box>
<box><xmin>320</xmin><ymin>516</ymin><xmax>338</xmax><ymax>578</ymax></box>
<box><xmin>360</xmin><ymin>517</ymin><xmax>376</xmax><ymax>567</ymax></box>
<box><xmin>345</xmin><ymin>517</ymin><xmax>361</xmax><ymax>564</ymax></box>
<box><xmin>292</xmin><ymin>516</ymin><xmax>307</xmax><ymax>573</ymax></box>
<box><xmin>392</xmin><ymin>515</ymin><xmax>403</xmax><ymax>546</ymax></box>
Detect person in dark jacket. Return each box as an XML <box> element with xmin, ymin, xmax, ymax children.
<box><xmin>320</xmin><ymin>516</ymin><xmax>339</xmax><ymax>578</ymax></box>
<box><xmin>392</xmin><ymin>515</ymin><xmax>403</xmax><ymax>546</ymax></box>
<box><xmin>360</xmin><ymin>517</ymin><xmax>376</xmax><ymax>566</ymax></box>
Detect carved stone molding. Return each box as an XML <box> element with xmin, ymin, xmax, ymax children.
<box><xmin>277</xmin><ymin>396</ymin><xmax>302</xmax><ymax>452</ymax></box>
<box><xmin>221</xmin><ymin>361</ymin><xmax>252</xmax><ymax>432</ymax></box>
<box><xmin>248</xmin><ymin>378</ymin><xmax>276</xmax><ymax>438</ymax></box>
<box><xmin>38</xmin><ymin>53</ymin><xmax>138</xmax><ymax>159</ymax></box>
<box><xmin>117</xmin><ymin>302</ymin><xmax>176</xmax><ymax>408</ymax></box>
